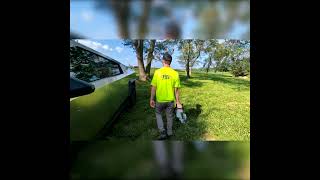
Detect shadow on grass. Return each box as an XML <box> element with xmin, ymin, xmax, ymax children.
<box><xmin>178</xmin><ymin>71</ymin><xmax>249</xmax><ymax>90</ymax></box>
<box><xmin>192</xmin><ymin>72</ymin><xmax>250</xmax><ymax>91</ymax></box>
<box><xmin>197</xmin><ymin>73</ymin><xmax>249</xmax><ymax>86</ymax></box>
<box><xmin>186</xmin><ymin>104</ymin><xmax>202</xmax><ymax>120</ymax></box>
<box><xmin>181</xmin><ymin>80</ymin><xmax>204</xmax><ymax>88</ymax></box>
<box><xmin>170</xmin><ymin>103</ymin><xmax>221</xmax><ymax>140</ymax></box>
<box><xmin>179</xmin><ymin>74</ymin><xmax>204</xmax><ymax>88</ymax></box>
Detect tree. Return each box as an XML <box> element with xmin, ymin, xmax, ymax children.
<box><xmin>230</xmin><ymin>47</ymin><xmax>250</xmax><ymax>77</ymax></box>
<box><xmin>230</xmin><ymin>58</ymin><xmax>249</xmax><ymax>77</ymax></box>
<box><xmin>202</xmin><ymin>39</ymin><xmax>219</xmax><ymax>73</ymax></box>
<box><xmin>95</xmin><ymin>0</ymin><xmax>131</xmax><ymax>38</ymax></box>
<box><xmin>134</xmin><ymin>40</ymin><xmax>147</xmax><ymax>81</ymax></box>
<box><xmin>189</xmin><ymin>40</ymin><xmax>205</xmax><ymax>75</ymax></box>
<box><xmin>145</xmin><ymin>39</ymin><xmax>156</xmax><ymax>77</ymax></box>
<box><xmin>124</xmin><ymin>39</ymin><xmax>175</xmax><ymax>81</ymax></box>
<box><xmin>198</xmin><ymin>39</ymin><xmax>250</xmax><ymax>76</ymax></box>
<box><xmin>144</xmin><ymin>39</ymin><xmax>176</xmax><ymax>77</ymax></box>
<box><xmin>213</xmin><ymin>43</ymin><xmax>231</xmax><ymax>72</ymax></box>
<box><xmin>177</xmin><ymin>39</ymin><xmax>203</xmax><ymax>78</ymax></box>
<box><xmin>137</xmin><ymin>0</ymin><xmax>152</xmax><ymax>38</ymax></box>
<box><xmin>123</xmin><ymin>39</ymin><xmax>147</xmax><ymax>81</ymax></box>
<box><xmin>221</xmin><ymin>39</ymin><xmax>250</xmax><ymax>77</ymax></box>
<box><xmin>152</xmin><ymin>40</ymin><xmax>176</xmax><ymax>62</ymax></box>
<box><xmin>95</xmin><ymin>0</ymin><xmax>152</xmax><ymax>39</ymax></box>
<box><xmin>196</xmin><ymin>1</ymin><xmax>250</xmax><ymax>39</ymax></box>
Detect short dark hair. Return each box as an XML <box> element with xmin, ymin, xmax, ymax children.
<box><xmin>162</xmin><ymin>53</ymin><xmax>172</xmax><ymax>63</ymax></box>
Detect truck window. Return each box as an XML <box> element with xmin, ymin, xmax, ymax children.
<box><xmin>70</xmin><ymin>46</ymin><xmax>122</xmax><ymax>82</ymax></box>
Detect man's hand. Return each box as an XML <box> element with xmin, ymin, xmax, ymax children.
<box><xmin>176</xmin><ymin>102</ymin><xmax>182</xmax><ymax>109</ymax></box>
<box><xmin>175</xmin><ymin>88</ymin><xmax>182</xmax><ymax>108</ymax></box>
<box><xmin>150</xmin><ymin>86</ymin><xmax>156</xmax><ymax>108</ymax></box>
<box><xmin>150</xmin><ymin>99</ymin><xmax>155</xmax><ymax>108</ymax></box>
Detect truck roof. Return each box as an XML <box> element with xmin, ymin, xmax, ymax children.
<box><xmin>70</xmin><ymin>39</ymin><xmax>124</xmax><ymax>66</ymax></box>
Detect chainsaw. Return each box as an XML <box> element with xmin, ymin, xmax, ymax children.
<box><xmin>175</xmin><ymin>103</ymin><xmax>187</xmax><ymax>124</ymax></box>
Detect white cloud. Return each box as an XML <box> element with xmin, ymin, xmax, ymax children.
<box><xmin>92</xmin><ymin>41</ymin><xmax>102</xmax><ymax>47</ymax></box>
<box><xmin>115</xmin><ymin>46</ymin><xmax>123</xmax><ymax>53</ymax></box>
<box><xmin>76</xmin><ymin>40</ymin><xmax>114</xmax><ymax>55</ymax></box>
<box><xmin>77</xmin><ymin>40</ymin><xmax>104</xmax><ymax>51</ymax></box>
<box><xmin>81</xmin><ymin>11</ymin><xmax>93</xmax><ymax>22</ymax></box>
<box><xmin>102</xmin><ymin>45</ymin><xmax>109</xmax><ymax>50</ymax></box>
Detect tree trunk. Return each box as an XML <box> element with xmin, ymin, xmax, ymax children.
<box><xmin>137</xmin><ymin>0</ymin><xmax>151</xmax><ymax>38</ymax></box>
<box><xmin>186</xmin><ymin>60</ymin><xmax>190</xmax><ymax>78</ymax></box>
<box><xmin>145</xmin><ymin>40</ymin><xmax>156</xmax><ymax>77</ymax></box>
<box><xmin>111</xmin><ymin>0</ymin><xmax>130</xmax><ymax>38</ymax></box>
<box><xmin>186</xmin><ymin>41</ymin><xmax>191</xmax><ymax>79</ymax></box>
<box><xmin>134</xmin><ymin>40</ymin><xmax>147</xmax><ymax>81</ymax></box>
<box><xmin>206</xmin><ymin>56</ymin><xmax>212</xmax><ymax>73</ymax></box>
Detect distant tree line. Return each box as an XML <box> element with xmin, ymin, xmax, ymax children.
<box><xmin>124</xmin><ymin>39</ymin><xmax>250</xmax><ymax>81</ymax></box>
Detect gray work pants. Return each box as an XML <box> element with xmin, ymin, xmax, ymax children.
<box><xmin>155</xmin><ymin>101</ymin><xmax>175</xmax><ymax>135</ymax></box>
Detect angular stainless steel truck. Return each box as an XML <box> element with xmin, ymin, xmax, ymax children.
<box><xmin>70</xmin><ymin>39</ymin><xmax>136</xmax><ymax>141</ymax></box>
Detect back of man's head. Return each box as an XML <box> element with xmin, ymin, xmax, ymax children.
<box><xmin>162</xmin><ymin>53</ymin><xmax>172</xmax><ymax>65</ymax></box>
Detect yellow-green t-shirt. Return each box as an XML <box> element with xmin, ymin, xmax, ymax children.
<box><xmin>151</xmin><ymin>67</ymin><xmax>181</xmax><ymax>102</ymax></box>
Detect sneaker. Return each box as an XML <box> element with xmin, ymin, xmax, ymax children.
<box><xmin>158</xmin><ymin>131</ymin><xmax>168</xmax><ymax>140</ymax></box>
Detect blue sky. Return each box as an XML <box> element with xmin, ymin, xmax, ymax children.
<box><xmin>70</xmin><ymin>1</ymin><xmax>118</xmax><ymax>39</ymax></box>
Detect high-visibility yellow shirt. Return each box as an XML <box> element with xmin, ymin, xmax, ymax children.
<box><xmin>151</xmin><ymin>67</ymin><xmax>181</xmax><ymax>102</ymax></box>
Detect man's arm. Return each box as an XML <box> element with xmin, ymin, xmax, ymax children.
<box><xmin>150</xmin><ymin>70</ymin><xmax>158</xmax><ymax>108</ymax></box>
<box><xmin>175</xmin><ymin>88</ymin><xmax>182</xmax><ymax>108</ymax></box>
<box><xmin>150</xmin><ymin>86</ymin><xmax>156</xmax><ymax>108</ymax></box>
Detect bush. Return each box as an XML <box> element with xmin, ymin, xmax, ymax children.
<box><xmin>230</xmin><ymin>59</ymin><xmax>249</xmax><ymax>77</ymax></box>
<box><xmin>215</xmin><ymin>60</ymin><xmax>230</xmax><ymax>72</ymax></box>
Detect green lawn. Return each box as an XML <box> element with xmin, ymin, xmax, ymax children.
<box><xmin>105</xmin><ymin>69</ymin><xmax>250</xmax><ymax>141</ymax></box>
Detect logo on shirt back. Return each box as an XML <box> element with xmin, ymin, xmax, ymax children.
<box><xmin>162</xmin><ymin>74</ymin><xmax>171</xmax><ymax>80</ymax></box>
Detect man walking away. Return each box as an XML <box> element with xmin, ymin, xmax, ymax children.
<box><xmin>150</xmin><ymin>53</ymin><xmax>182</xmax><ymax>140</ymax></box>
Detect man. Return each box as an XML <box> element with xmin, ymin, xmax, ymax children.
<box><xmin>150</xmin><ymin>53</ymin><xmax>182</xmax><ymax>140</ymax></box>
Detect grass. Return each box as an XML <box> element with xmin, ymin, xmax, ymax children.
<box><xmin>105</xmin><ymin>69</ymin><xmax>250</xmax><ymax>141</ymax></box>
